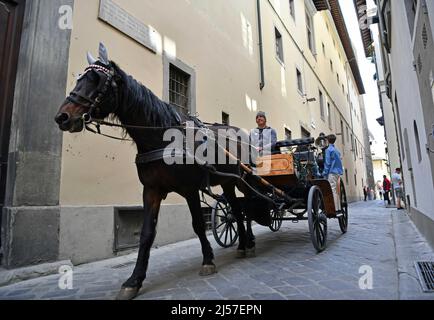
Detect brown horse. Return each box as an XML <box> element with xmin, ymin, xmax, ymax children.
<box><xmin>55</xmin><ymin>43</ymin><xmax>256</xmax><ymax>300</ymax></box>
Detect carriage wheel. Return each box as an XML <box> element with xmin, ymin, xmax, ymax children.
<box><xmin>269</xmin><ymin>209</ymin><xmax>283</xmax><ymax>232</ymax></box>
<box><xmin>211</xmin><ymin>198</ymin><xmax>239</xmax><ymax>248</ymax></box>
<box><xmin>308</xmin><ymin>186</ymin><xmax>328</xmax><ymax>252</ymax></box>
<box><xmin>338</xmin><ymin>180</ymin><xmax>349</xmax><ymax>233</ymax></box>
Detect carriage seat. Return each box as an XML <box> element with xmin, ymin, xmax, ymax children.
<box><xmin>275</xmin><ymin>137</ymin><xmax>315</xmax><ymax>149</ymax></box>
<box><xmin>293</xmin><ymin>150</ymin><xmax>315</xmax><ymax>163</ymax></box>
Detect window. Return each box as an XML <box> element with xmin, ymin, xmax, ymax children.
<box><xmin>305</xmin><ymin>10</ymin><xmax>315</xmax><ymax>53</ymax></box>
<box><xmin>289</xmin><ymin>0</ymin><xmax>295</xmax><ymax>20</ymax></box>
<box><xmin>337</xmin><ymin>73</ymin><xmax>340</xmax><ymax>85</ymax></box>
<box><xmin>342</xmin><ymin>84</ymin><xmax>345</xmax><ymax>94</ymax></box>
<box><xmin>414</xmin><ymin>120</ymin><xmax>422</xmax><ymax>162</ymax></box>
<box><xmin>169</xmin><ymin>64</ymin><xmax>191</xmax><ymax>115</ymax></box>
<box><xmin>319</xmin><ymin>90</ymin><xmax>325</xmax><ymax>120</ymax></box>
<box><xmin>404</xmin><ymin>0</ymin><xmax>418</xmax><ymax>35</ymax></box>
<box><xmin>296</xmin><ymin>68</ymin><xmax>303</xmax><ymax>93</ymax></box>
<box><xmin>327</xmin><ymin>103</ymin><xmax>332</xmax><ymax>128</ymax></box>
<box><xmin>301</xmin><ymin>127</ymin><xmax>311</xmax><ymax>138</ymax></box>
<box><xmin>340</xmin><ymin>120</ymin><xmax>345</xmax><ymax>145</ymax></box>
<box><xmin>345</xmin><ymin>169</ymin><xmax>349</xmax><ymax>184</ymax></box>
<box><xmin>346</xmin><ymin>126</ymin><xmax>349</xmax><ymax>144</ymax></box>
<box><xmin>322</xmin><ymin>43</ymin><xmax>325</xmax><ymax>55</ymax></box>
<box><xmin>275</xmin><ymin>27</ymin><xmax>284</xmax><ymax>63</ymax></box>
<box><xmin>285</xmin><ymin>128</ymin><xmax>292</xmax><ymax>140</ymax></box>
<box><xmin>222</xmin><ymin>112</ymin><xmax>230</xmax><ymax>126</ymax></box>
<box><xmin>430</xmin><ymin>70</ymin><xmax>434</xmax><ymax>106</ymax></box>
<box><xmin>354</xmin><ymin>173</ymin><xmax>358</xmax><ymax>186</ymax></box>
<box><xmin>330</xmin><ymin>60</ymin><xmax>334</xmax><ymax>72</ymax></box>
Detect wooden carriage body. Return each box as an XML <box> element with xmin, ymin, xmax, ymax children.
<box><xmin>256</xmin><ymin>154</ymin><xmax>338</xmax><ymax>217</ymax></box>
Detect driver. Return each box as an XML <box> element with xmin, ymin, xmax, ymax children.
<box><xmin>250</xmin><ymin>111</ymin><xmax>277</xmax><ymax>157</ymax></box>
<box><xmin>322</xmin><ymin>134</ymin><xmax>344</xmax><ymax>210</ymax></box>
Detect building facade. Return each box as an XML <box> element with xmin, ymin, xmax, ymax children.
<box><xmin>1</xmin><ymin>0</ymin><xmax>371</xmax><ymax>268</ymax></box>
<box><xmin>358</xmin><ymin>0</ymin><xmax>434</xmax><ymax>248</ymax></box>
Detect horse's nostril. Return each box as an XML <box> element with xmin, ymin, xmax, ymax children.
<box><xmin>55</xmin><ymin>113</ymin><xmax>70</xmax><ymax>125</ymax></box>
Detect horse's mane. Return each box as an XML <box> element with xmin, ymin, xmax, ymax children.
<box><xmin>111</xmin><ymin>61</ymin><xmax>182</xmax><ymax>128</ymax></box>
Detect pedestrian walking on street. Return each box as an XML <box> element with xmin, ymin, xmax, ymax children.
<box><xmin>383</xmin><ymin>175</ymin><xmax>392</xmax><ymax>206</ymax></box>
<box><xmin>363</xmin><ymin>186</ymin><xmax>368</xmax><ymax>201</ymax></box>
<box><xmin>392</xmin><ymin>168</ymin><xmax>405</xmax><ymax>210</ymax></box>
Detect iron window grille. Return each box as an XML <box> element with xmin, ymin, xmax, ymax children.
<box><xmin>169</xmin><ymin>64</ymin><xmax>191</xmax><ymax>116</ymax></box>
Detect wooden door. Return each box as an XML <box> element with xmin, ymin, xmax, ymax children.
<box><xmin>0</xmin><ymin>0</ymin><xmax>25</xmax><ymax>255</ymax></box>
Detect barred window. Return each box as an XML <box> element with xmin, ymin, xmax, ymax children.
<box><xmin>169</xmin><ymin>64</ymin><xmax>191</xmax><ymax>115</ymax></box>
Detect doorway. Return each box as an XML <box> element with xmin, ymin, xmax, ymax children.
<box><xmin>0</xmin><ymin>0</ymin><xmax>25</xmax><ymax>262</ymax></box>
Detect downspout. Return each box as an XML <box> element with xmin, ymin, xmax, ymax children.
<box><xmin>257</xmin><ymin>0</ymin><xmax>265</xmax><ymax>90</ymax></box>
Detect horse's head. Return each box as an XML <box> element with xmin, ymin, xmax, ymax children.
<box><xmin>55</xmin><ymin>43</ymin><xmax>120</xmax><ymax>133</ymax></box>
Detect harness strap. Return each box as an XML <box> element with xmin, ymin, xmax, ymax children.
<box><xmin>135</xmin><ymin>149</ymin><xmax>186</xmax><ymax>165</ymax></box>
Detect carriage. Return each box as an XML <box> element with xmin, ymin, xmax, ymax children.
<box><xmin>56</xmin><ymin>43</ymin><xmax>350</xmax><ymax>299</ymax></box>
<box><xmin>202</xmin><ymin>136</ymin><xmax>349</xmax><ymax>253</ymax></box>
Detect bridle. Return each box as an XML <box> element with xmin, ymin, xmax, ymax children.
<box><xmin>66</xmin><ymin>64</ymin><xmax>119</xmax><ymax>125</ymax></box>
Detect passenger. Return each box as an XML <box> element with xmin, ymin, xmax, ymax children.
<box><xmin>322</xmin><ymin>134</ymin><xmax>344</xmax><ymax>210</ymax></box>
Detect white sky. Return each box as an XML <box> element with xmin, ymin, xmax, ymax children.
<box><xmin>338</xmin><ymin>0</ymin><xmax>386</xmax><ymax>155</ymax></box>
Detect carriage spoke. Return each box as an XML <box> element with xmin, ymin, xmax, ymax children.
<box><xmin>319</xmin><ymin>224</ymin><xmax>326</xmax><ymax>242</ymax></box>
<box><xmin>230</xmin><ymin>224</ymin><xmax>237</xmax><ymax>236</ymax></box>
<box><xmin>216</xmin><ymin>221</ymin><xmax>226</xmax><ymax>230</ymax></box>
<box><xmin>218</xmin><ymin>224</ymin><xmax>228</xmax><ymax>241</ymax></box>
<box><xmin>224</xmin><ymin>224</ymin><xmax>229</xmax><ymax>244</ymax></box>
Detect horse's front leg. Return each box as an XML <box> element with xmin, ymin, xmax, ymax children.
<box><xmin>116</xmin><ymin>189</ymin><xmax>162</xmax><ymax>300</ymax></box>
<box><xmin>186</xmin><ymin>191</ymin><xmax>217</xmax><ymax>276</ymax></box>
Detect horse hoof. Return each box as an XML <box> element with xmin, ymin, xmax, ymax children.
<box><xmin>115</xmin><ymin>287</ymin><xmax>140</xmax><ymax>300</ymax></box>
<box><xmin>199</xmin><ymin>265</ymin><xmax>217</xmax><ymax>276</ymax></box>
<box><xmin>236</xmin><ymin>250</ymin><xmax>246</xmax><ymax>259</ymax></box>
<box><xmin>246</xmin><ymin>247</ymin><xmax>256</xmax><ymax>258</ymax></box>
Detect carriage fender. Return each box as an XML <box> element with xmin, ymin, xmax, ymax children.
<box><xmin>312</xmin><ymin>179</ymin><xmax>337</xmax><ymax>218</ymax></box>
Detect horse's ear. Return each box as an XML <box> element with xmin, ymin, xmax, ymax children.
<box><xmin>87</xmin><ymin>52</ymin><xmax>97</xmax><ymax>65</ymax></box>
<box><xmin>99</xmin><ymin>42</ymin><xmax>109</xmax><ymax>65</ymax></box>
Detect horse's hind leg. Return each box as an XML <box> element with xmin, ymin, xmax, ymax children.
<box><xmin>222</xmin><ymin>184</ymin><xmax>248</xmax><ymax>257</ymax></box>
<box><xmin>186</xmin><ymin>191</ymin><xmax>217</xmax><ymax>276</ymax></box>
<box><xmin>116</xmin><ymin>189</ymin><xmax>162</xmax><ymax>300</ymax></box>
<box><xmin>246</xmin><ymin>219</ymin><xmax>256</xmax><ymax>258</ymax></box>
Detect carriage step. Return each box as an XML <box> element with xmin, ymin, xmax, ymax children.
<box><xmin>292</xmin><ymin>220</ymin><xmax>299</xmax><ymax>224</ymax></box>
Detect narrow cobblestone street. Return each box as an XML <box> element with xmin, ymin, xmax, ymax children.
<box><xmin>0</xmin><ymin>200</ymin><xmax>433</xmax><ymax>300</ymax></box>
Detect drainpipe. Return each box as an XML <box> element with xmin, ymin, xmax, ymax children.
<box><xmin>257</xmin><ymin>0</ymin><xmax>265</xmax><ymax>90</ymax></box>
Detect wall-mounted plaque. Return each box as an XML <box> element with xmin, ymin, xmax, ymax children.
<box><xmin>99</xmin><ymin>0</ymin><xmax>157</xmax><ymax>53</ymax></box>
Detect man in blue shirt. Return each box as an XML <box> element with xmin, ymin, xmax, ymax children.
<box><xmin>322</xmin><ymin>134</ymin><xmax>344</xmax><ymax>210</ymax></box>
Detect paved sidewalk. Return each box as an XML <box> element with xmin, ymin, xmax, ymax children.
<box><xmin>0</xmin><ymin>201</ymin><xmax>433</xmax><ymax>300</ymax></box>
